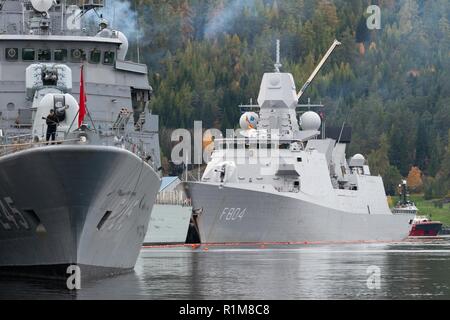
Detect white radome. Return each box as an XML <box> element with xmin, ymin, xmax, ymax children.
<box><xmin>31</xmin><ymin>0</ymin><xmax>53</xmax><ymax>12</ymax></box>
<box><xmin>352</xmin><ymin>153</ymin><xmax>365</xmax><ymax>160</ymax></box>
<box><xmin>239</xmin><ymin>112</ymin><xmax>259</xmax><ymax>130</ymax></box>
<box><xmin>300</xmin><ymin>111</ymin><xmax>321</xmax><ymax>131</ymax></box>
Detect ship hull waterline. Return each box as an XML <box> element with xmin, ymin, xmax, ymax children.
<box><xmin>0</xmin><ymin>145</ymin><xmax>161</xmax><ymax>279</ymax></box>
<box><xmin>187</xmin><ymin>182</ymin><xmax>414</xmax><ymax>244</ymax></box>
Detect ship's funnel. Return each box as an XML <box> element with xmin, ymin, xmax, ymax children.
<box><xmin>115</xmin><ymin>31</ymin><xmax>129</xmax><ymax>61</ymax></box>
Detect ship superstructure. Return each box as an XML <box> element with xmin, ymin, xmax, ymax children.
<box><xmin>0</xmin><ymin>0</ymin><xmax>161</xmax><ymax>279</ymax></box>
<box><xmin>392</xmin><ymin>180</ymin><xmax>418</xmax><ymax>215</ymax></box>
<box><xmin>186</xmin><ymin>40</ymin><xmax>414</xmax><ymax>244</ymax></box>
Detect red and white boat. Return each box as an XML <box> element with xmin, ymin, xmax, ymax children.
<box><xmin>408</xmin><ymin>216</ymin><xmax>443</xmax><ymax>237</ymax></box>
<box><xmin>392</xmin><ymin>180</ymin><xmax>442</xmax><ymax>237</ymax></box>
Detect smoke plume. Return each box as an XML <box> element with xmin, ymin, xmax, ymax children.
<box><xmin>204</xmin><ymin>0</ymin><xmax>256</xmax><ymax>39</ymax></box>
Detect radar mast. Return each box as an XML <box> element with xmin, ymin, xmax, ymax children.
<box><xmin>274</xmin><ymin>39</ymin><xmax>282</xmax><ymax>73</ymax></box>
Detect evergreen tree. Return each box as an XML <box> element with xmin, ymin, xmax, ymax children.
<box><xmin>368</xmin><ymin>134</ymin><xmax>403</xmax><ymax>194</ymax></box>
<box><xmin>132</xmin><ymin>0</ymin><xmax>450</xmax><ymax>188</ymax></box>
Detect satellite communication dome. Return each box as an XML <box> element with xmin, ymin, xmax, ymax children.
<box><xmin>300</xmin><ymin>111</ymin><xmax>321</xmax><ymax>131</ymax></box>
<box><xmin>31</xmin><ymin>0</ymin><xmax>53</xmax><ymax>12</ymax></box>
<box><xmin>239</xmin><ymin>112</ymin><xmax>259</xmax><ymax>130</ymax></box>
<box><xmin>352</xmin><ymin>154</ymin><xmax>365</xmax><ymax>161</ymax></box>
<box><xmin>349</xmin><ymin>153</ymin><xmax>366</xmax><ymax>167</ymax></box>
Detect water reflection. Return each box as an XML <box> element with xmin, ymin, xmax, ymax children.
<box><xmin>1</xmin><ymin>240</ymin><xmax>450</xmax><ymax>299</ymax></box>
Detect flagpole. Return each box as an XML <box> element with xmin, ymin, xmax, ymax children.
<box><xmin>79</xmin><ymin>62</ymin><xmax>97</xmax><ymax>132</ymax></box>
<box><xmin>78</xmin><ymin>63</ymin><xmax>86</xmax><ymax>128</ymax></box>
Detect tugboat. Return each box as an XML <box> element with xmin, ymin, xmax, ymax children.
<box><xmin>185</xmin><ymin>40</ymin><xmax>414</xmax><ymax>244</ymax></box>
<box><xmin>0</xmin><ymin>0</ymin><xmax>161</xmax><ymax>279</ymax></box>
<box><xmin>409</xmin><ymin>216</ymin><xmax>443</xmax><ymax>237</ymax></box>
<box><xmin>393</xmin><ymin>181</ymin><xmax>443</xmax><ymax>237</ymax></box>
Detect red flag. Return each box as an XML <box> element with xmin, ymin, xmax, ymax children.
<box><xmin>78</xmin><ymin>65</ymin><xmax>86</xmax><ymax>127</ymax></box>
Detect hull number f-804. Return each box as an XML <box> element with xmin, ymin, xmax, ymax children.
<box><xmin>219</xmin><ymin>207</ymin><xmax>247</xmax><ymax>221</ymax></box>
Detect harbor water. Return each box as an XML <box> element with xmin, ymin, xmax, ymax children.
<box><xmin>1</xmin><ymin>239</ymin><xmax>450</xmax><ymax>299</ymax></box>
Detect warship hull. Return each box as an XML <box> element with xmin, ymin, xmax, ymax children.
<box><xmin>0</xmin><ymin>145</ymin><xmax>160</xmax><ymax>279</ymax></box>
<box><xmin>187</xmin><ymin>182</ymin><xmax>414</xmax><ymax>243</ymax></box>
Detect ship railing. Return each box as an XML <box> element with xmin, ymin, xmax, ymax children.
<box><xmin>1</xmin><ymin>133</ymin><xmax>32</xmax><ymax>144</ymax></box>
<box><xmin>155</xmin><ymin>191</ymin><xmax>191</xmax><ymax>207</ymax></box>
<box><xmin>0</xmin><ymin>134</ymin><xmax>33</xmax><ymax>156</ymax></box>
<box><xmin>0</xmin><ymin>137</ymin><xmax>81</xmax><ymax>156</ymax></box>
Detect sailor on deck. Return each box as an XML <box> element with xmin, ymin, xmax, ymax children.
<box><xmin>45</xmin><ymin>109</ymin><xmax>59</xmax><ymax>144</ymax></box>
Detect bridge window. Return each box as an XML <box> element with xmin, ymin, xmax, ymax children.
<box><xmin>54</xmin><ymin>49</ymin><xmax>67</xmax><ymax>61</ymax></box>
<box><xmin>37</xmin><ymin>49</ymin><xmax>51</xmax><ymax>61</ymax></box>
<box><xmin>22</xmin><ymin>48</ymin><xmax>35</xmax><ymax>61</ymax></box>
<box><xmin>89</xmin><ymin>49</ymin><xmax>101</xmax><ymax>63</ymax></box>
<box><xmin>103</xmin><ymin>51</ymin><xmax>115</xmax><ymax>65</ymax></box>
<box><xmin>5</xmin><ymin>48</ymin><xmax>18</xmax><ymax>61</ymax></box>
<box><xmin>70</xmin><ymin>49</ymin><xmax>85</xmax><ymax>62</ymax></box>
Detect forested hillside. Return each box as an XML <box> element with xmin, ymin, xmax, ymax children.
<box><xmin>111</xmin><ymin>0</ymin><xmax>450</xmax><ymax>196</ymax></box>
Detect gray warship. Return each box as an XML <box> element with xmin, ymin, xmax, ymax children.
<box><xmin>0</xmin><ymin>0</ymin><xmax>161</xmax><ymax>278</ymax></box>
<box><xmin>186</xmin><ymin>41</ymin><xmax>414</xmax><ymax>244</ymax></box>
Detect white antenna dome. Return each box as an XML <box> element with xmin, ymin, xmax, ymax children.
<box><xmin>239</xmin><ymin>112</ymin><xmax>259</xmax><ymax>130</ymax></box>
<box><xmin>349</xmin><ymin>153</ymin><xmax>366</xmax><ymax>167</ymax></box>
<box><xmin>300</xmin><ymin>111</ymin><xmax>321</xmax><ymax>131</ymax></box>
<box><xmin>31</xmin><ymin>0</ymin><xmax>53</xmax><ymax>12</ymax></box>
<box><xmin>352</xmin><ymin>154</ymin><xmax>365</xmax><ymax>161</ymax></box>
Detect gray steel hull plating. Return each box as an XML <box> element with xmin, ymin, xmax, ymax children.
<box><xmin>187</xmin><ymin>182</ymin><xmax>413</xmax><ymax>243</ymax></box>
<box><xmin>0</xmin><ymin>145</ymin><xmax>160</xmax><ymax>279</ymax></box>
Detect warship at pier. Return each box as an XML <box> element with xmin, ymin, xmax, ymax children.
<box><xmin>186</xmin><ymin>41</ymin><xmax>414</xmax><ymax>244</ymax></box>
<box><xmin>0</xmin><ymin>0</ymin><xmax>161</xmax><ymax>278</ymax></box>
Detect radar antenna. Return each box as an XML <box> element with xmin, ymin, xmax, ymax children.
<box><xmin>30</xmin><ymin>0</ymin><xmax>54</xmax><ymax>13</ymax></box>
<box><xmin>274</xmin><ymin>39</ymin><xmax>282</xmax><ymax>72</ymax></box>
<box><xmin>297</xmin><ymin>39</ymin><xmax>341</xmax><ymax>100</ymax></box>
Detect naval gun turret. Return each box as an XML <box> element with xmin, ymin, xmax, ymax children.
<box><xmin>26</xmin><ymin>63</ymin><xmax>79</xmax><ymax>141</ymax></box>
